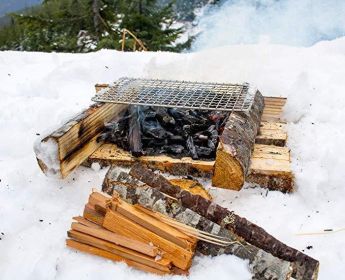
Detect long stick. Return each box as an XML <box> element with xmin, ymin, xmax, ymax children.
<box><xmin>129</xmin><ymin>164</ymin><xmax>319</xmax><ymax>280</ymax></box>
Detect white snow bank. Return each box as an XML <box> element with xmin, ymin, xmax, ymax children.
<box><xmin>1</xmin><ymin>38</ymin><xmax>345</xmax><ymax>279</ymax></box>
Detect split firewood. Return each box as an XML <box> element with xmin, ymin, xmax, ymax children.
<box><xmin>213</xmin><ymin>90</ymin><xmax>265</xmax><ymax>190</ymax></box>
<box><xmin>67</xmin><ymin>229</ymin><xmax>171</xmax><ymax>272</ymax></box>
<box><xmin>107</xmin><ymin>173</ymin><xmax>293</xmax><ymax>280</ymax></box>
<box><xmin>129</xmin><ymin>164</ymin><xmax>319</xmax><ymax>280</ymax></box>
<box><xmin>68</xmin><ymin>190</ymin><xmax>198</xmax><ymax>275</ymax></box>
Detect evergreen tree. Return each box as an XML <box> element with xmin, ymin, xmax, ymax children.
<box><xmin>119</xmin><ymin>0</ymin><xmax>190</xmax><ymax>51</ymax></box>
<box><xmin>0</xmin><ymin>0</ymin><xmax>191</xmax><ymax>52</ymax></box>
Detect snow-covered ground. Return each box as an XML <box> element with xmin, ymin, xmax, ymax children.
<box><xmin>1</xmin><ymin>38</ymin><xmax>345</xmax><ymax>279</ymax></box>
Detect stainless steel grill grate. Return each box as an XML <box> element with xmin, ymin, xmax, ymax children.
<box><xmin>92</xmin><ymin>78</ymin><xmax>255</xmax><ymax>112</ymax></box>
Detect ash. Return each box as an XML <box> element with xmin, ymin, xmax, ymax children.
<box><xmin>99</xmin><ymin>106</ymin><xmax>230</xmax><ymax>160</ymax></box>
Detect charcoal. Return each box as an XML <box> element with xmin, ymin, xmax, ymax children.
<box><xmin>162</xmin><ymin>144</ymin><xmax>185</xmax><ymax>154</ymax></box>
<box><xmin>155</xmin><ymin>107</ymin><xmax>176</xmax><ymax>126</ymax></box>
<box><xmin>142</xmin><ymin>119</ymin><xmax>168</xmax><ymax>139</ymax></box>
<box><xmin>186</xmin><ymin>136</ymin><xmax>199</xmax><ymax>160</ymax></box>
<box><xmin>103</xmin><ymin>106</ymin><xmax>229</xmax><ymax>160</ymax></box>
<box><xmin>196</xmin><ymin>146</ymin><xmax>214</xmax><ymax>157</ymax></box>
<box><xmin>128</xmin><ymin>106</ymin><xmax>143</xmax><ymax>157</ymax></box>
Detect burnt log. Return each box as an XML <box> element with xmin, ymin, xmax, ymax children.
<box><xmin>212</xmin><ymin>91</ymin><xmax>265</xmax><ymax>190</ymax></box>
<box><xmin>107</xmin><ymin>173</ymin><xmax>292</xmax><ymax>280</ymax></box>
<box><xmin>129</xmin><ymin>164</ymin><xmax>319</xmax><ymax>280</ymax></box>
<box><xmin>128</xmin><ymin>106</ymin><xmax>143</xmax><ymax>157</ymax></box>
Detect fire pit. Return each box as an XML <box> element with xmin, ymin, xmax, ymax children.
<box><xmin>34</xmin><ymin>78</ymin><xmax>293</xmax><ymax>192</ymax></box>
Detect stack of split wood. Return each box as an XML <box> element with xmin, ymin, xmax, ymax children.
<box><xmin>67</xmin><ymin>163</ymin><xmax>319</xmax><ymax>279</ymax></box>
<box><xmin>66</xmin><ymin>191</ymin><xmax>198</xmax><ymax>275</ymax></box>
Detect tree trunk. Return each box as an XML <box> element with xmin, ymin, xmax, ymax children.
<box><xmin>212</xmin><ymin>90</ymin><xmax>265</xmax><ymax>190</ymax></box>
<box><xmin>92</xmin><ymin>0</ymin><xmax>101</xmax><ymax>38</ymax></box>
<box><xmin>129</xmin><ymin>164</ymin><xmax>319</xmax><ymax>279</ymax></box>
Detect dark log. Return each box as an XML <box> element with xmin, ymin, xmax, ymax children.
<box><xmin>212</xmin><ymin>91</ymin><xmax>265</xmax><ymax>190</ymax></box>
<box><xmin>129</xmin><ymin>164</ymin><xmax>319</xmax><ymax>280</ymax></box>
<box><xmin>186</xmin><ymin>136</ymin><xmax>198</xmax><ymax>160</ymax></box>
<box><xmin>128</xmin><ymin>106</ymin><xmax>143</xmax><ymax>157</ymax></box>
<box><xmin>107</xmin><ymin>173</ymin><xmax>292</xmax><ymax>280</ymax></box>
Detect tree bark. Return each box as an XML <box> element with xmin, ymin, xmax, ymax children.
<box><xmin>92</xmin><ymin>0</ymin><xmax>101</xmax><ymax>38</ymax></box>
<box><xmin>129</xmin><ymin>164</ymin><xmax>319</xmax><ymax>280</ymax></box>
<box><xmin>107</xmin><ymin>172</ymin><xmax>293</xmax><ymax>280</ymax></box>
<box><xmin>212</xmin><ymin>90</ymin><xmax>265</xmax><ymax>190</ymax></box>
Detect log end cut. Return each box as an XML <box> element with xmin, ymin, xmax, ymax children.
<box><xmin>212</xmin><ymin>143</ymin><xmax>244</xmax><ymax>191</ymax></box>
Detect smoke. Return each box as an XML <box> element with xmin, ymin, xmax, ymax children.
<box><xmin>191</xmin><ymin>0</ymin><xmax>345</xmax><ymax>50</ymax></box>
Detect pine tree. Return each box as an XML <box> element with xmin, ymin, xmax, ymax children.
<box><xmin>119</xmin><ymin>0</ymin><xmax>190</xmax><ymax>51</ymax></box>
<box><xmin>0</xmin><ymin>0</ymin><xmax>192</xmax><ymax>52</ymax></box>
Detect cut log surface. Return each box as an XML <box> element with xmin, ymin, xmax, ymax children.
<box><xmin>107</xmin><ymin>172</ymin><xmax>293</xmax><ymax>280</ymax></box>
<box><xmin>129</xmin><ymin>164</ymin><xmax>319</xmax><ymax>279</ymax></box>
<box><xmin>34</xmin><ymin>102</ymin><xmax>127</xmax><ymax>178</ymax></box>
<box><xmin>212</xmin><ymin>91</ymin><xmax>265</xmax><ymax>190</ymax></box>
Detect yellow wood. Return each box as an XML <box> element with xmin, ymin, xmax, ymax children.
<box><xmin>71</xmin><ymin>222</ymin><xmax>158</xmax><ymax>257</ymax></box>
<box><xmin>111</xmin><ymin>199</ymin><xmax>196</xmax><ymax>250</ymax></box>
<box><xmin>169</xmin><ymin>179</ymin><xmax>212</xmax><ymax>200</ymax></box>
<box><xmin>103</xmin><ymin>210</ymin><xmax>194</xmax><ymax>270</ymax></box>
<box><xmin>66</xmin><ymin>239</ymin><xmax>169</xmax><ymax>275</ymax></box>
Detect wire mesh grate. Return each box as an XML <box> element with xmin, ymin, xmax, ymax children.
<box><xmin>92</xmin><ymin>78</ymin><xmax>255</xmax><ymax>112</ymax></box>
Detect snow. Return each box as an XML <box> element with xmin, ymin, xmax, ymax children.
<box><xmin>1</xmin><ymin>38</ymin><xmax>345</xmax><ymax>279</ymax></box>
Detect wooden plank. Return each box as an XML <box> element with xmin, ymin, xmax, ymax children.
<box><xmin>68</xmin><ymin>229</ymin><xmax>170</xmax><ymax>270</ymax></box>
<box><xmin>66</xmin><ymin>239</ymin><xmax>169</xmax><ymax>275</ymax></box>
<box><xmin>256</xmin><ymin>121</ymin><xmax>287</xmax><ymax>146</ymax></box>
<box><xmin>71</xmin><ymin>222</ymin><xmax>159</xmax><ymax>257</ymax></box>
<box><xmin>88</xmin><ymin>143</ymin><xmax>215</xmax><ymax>177</ymax></box>
<box><xmin>247</xmin><ymin>145</ymin><xmax>294</xmax><ymax>192</ymax></box>
<box><xmin>103</xmin><ymin>209</ymin><xmax>194</xmax><ymax>270</ymax></box>
<box><xmin>35</xmin><ymin>102</ymin><xmax>128</xmax><ymax>178</ymax></box>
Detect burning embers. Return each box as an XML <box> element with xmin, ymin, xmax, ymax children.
<box><xmin>99</xmin><ymin>106</ymin><xmax>230</xmax><ymax>160</ymax></box>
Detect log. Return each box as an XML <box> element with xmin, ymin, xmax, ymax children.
<box><xmin>34</xmin><ymin>102</ymin><xmax>127</xmax><ymax>178</ymax></box>
<box><xmin>102</xmin><ymin>165</ymin><xmax>212</xmax><ymax>200</ymax></box>
<box><xmin>129</xmin><ymin>164</ymin><xmax>319</xmax><ymax>279</ymax></box>
<box><xmin>108</xmin><ymin>174</ymin><xmax>293</xmax><ymax>280</ymax></box>
<box><xmin>212</xmin><ymin>91</ymin><xmax>265</xmax><ymax>190</ymax></box>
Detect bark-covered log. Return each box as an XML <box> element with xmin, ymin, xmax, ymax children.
<box><xmin>107</xmin><ymin>173</ymin><xmax>292</xmax><ymax>280</ymax></box>
<box><xmin>129</xmin><ymin>164</ymin><xmax>319</xmax><ymax>280</ymax></box>
<box><xmin>212</xmin><ymin>90</ymin><xmax>265</xmax><ymax>190</ymax></box>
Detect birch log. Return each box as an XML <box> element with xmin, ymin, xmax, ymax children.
<box><xmin>129</xmin><ymin>164</ymin><xmax>319</xmax><ymax>280</ymax></box>
<box><xmin>107</xmin><ymin>173</ymin><xmax>292</xmax><ymax>280</ymax></box>
<box><xmin>212</xmin><ymin>90</ymin><xmax>265</xmax><ymax>190</ymax></box>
